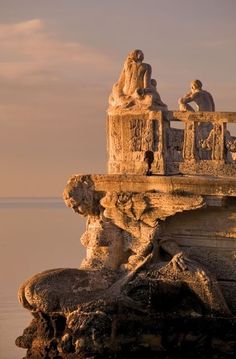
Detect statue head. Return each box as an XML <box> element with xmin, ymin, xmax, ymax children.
<box><xmin>191</xmin><ymin>79</ymin><xmax>203</xmax><ymax>91</ymax></box>
<box><xmin>128</xmin><ymin>49</ymin><xmax>144</xmax><ymax>63</ymax></box>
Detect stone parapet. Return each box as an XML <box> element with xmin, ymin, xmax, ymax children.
<box><xmin>107</xmin><ymin>110</ymin><xmax>236</xmax><ymax>177</ymax></box>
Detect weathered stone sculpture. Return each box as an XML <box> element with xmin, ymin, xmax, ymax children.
<box><xmin>178</xmin><ymin>79</ymin><xmax>215</xmax><ymax>112</ymax></box>
<box><xmin>16</xmin><ymin>52</ymin><xmax>236</xmax><ymax>359</ymax></box>
<box><xmin>109</xmin><ymin>49</ymin><xmax>168</xmax><ymax>111</ymax></box>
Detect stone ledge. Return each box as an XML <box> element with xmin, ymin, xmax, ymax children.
<box><xmin>168</xmin><ymin>110</ymin><xmax>236</xmax><ymax>123</ymax></box>
<box><xmin>108</xmin><ymin>110</ymin><xmax>236</xmax><ymax>123</ymax></box>
<box><xmin>66</xmin><ymin>174</ymin><xmax>236</xmax><ymax>197</ymax></box>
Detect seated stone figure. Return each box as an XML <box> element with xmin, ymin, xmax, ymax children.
<box><xmin>178</xmin><ymin>79</ymin><xmax>215</xmax><ymax>112</ymax></box>
<box><xmin>109</xmin><ymin>49</ymin><xmax>168</xmax><ymax>110</ymax></box>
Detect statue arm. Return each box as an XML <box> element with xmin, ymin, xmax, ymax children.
<box><xmin>159</xmin><ymin>237</ymin><xmax>192</xmax><ymax>271</ymax></box>
<box><xmin>143</xmin><ymin>63</ymin><xmax>152</xmax><ymax>89</ymax></box>
<box><xmin>116</xmin><ymin>68</ymin><xmax>126</xmax><ymax>91</ymax></box>
<box><xmin>179</xmin><ymin>91</ymin><xmax>195</xmax><ymax>104</ymax></box>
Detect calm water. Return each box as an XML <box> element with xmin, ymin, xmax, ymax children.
<box><xmin>0</xmin><ymin>198</ymin><xmax>85</xmax><ymax>359</ymax></box>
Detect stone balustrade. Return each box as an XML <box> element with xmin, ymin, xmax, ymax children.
<box><xmin>107</xmin><ymin>111</ymin><xmax>236</xmax><ymax>176</ymax></box>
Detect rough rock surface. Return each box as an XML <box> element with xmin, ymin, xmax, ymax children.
<box><xmin>16</xmin><ymin>253</ymin><xmax>236</xmax><ymax>358</ymax></box>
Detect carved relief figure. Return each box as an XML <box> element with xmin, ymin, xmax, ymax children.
<box><xmin>225</xmin><ymin>131</ymin><xmax>236</xmax><ymax>161</ymax></box>
<box><xmin>201</xmin><ymin>124</ymin><xmax>236</xmax><ymax>161</ymax></box>
<box><xmin>178</xmin><ymin>79</ymin><xmax>215</xmax><ymax>112</ymax></box>
<box><xmin>100</xmin><ymin>191</ymin><xmax>230</xmax><ymax>314</ymax></box>
<box><xmin>109</xmin><ymin>49</ymin><xmax>167</xmax><ymax>110</ymax></box>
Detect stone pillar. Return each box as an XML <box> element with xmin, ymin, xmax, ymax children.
<box><xmin>182</xmin><ymin>117</ymin><xmax>198</xmax><ymax>161</ymax></box>
<box><xmin>107</xmin><ymin>111</ymin><xmax>168</xmax><ymax>175</ymax></box>
<box><xmin>211</xmin><ymin>122</ymin><xmax>226</xmax><ymax>161</ymax></box>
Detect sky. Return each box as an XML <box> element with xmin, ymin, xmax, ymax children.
<box><xmin>1</xmin><ymin>0</ymin><xmax>236</xmax><ymax>197</ymax></box>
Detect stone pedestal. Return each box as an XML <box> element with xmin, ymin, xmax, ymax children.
<box><xmin>107</xmin><ymin>111</ymin><xmax>168</xmax><ymax>175</ymax></box>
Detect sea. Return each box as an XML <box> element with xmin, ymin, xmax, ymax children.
<box><xmin>0</xmin><ymin>197</ymin><xmax>86</xmax><ymax>359</ymax></box>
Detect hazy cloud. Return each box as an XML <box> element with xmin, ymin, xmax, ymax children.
<box><xmin>0</xmin><ymin>18</ymin><xmax>43</xmax><ymax>37</ymax></box>
<box><xmin>0</xmin><ymin>19</ymin><xmax>115</xmax><ymax>83</ymax></box>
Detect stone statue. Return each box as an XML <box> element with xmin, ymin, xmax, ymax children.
<box><xmin>18</xmin><ymin>185</ymin><xmax>230</xmax><ymax>317</ymax></box>
<box><xmin>16</xmin><ymin>50</ymin><xmax>236</xmax><ymax>358</ymax></box>
<box><xmin>178</xmin><ymin>79</ymin><xmax>215</xmax><ymax>112</ymax></box>
<box><xmin>109</xmin><ymin>49</ymin><xmax>168</xmax><ymax>111</ymax></box>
